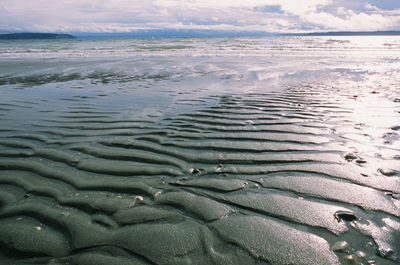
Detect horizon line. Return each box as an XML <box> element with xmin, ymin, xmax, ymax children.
<box><xmin>1</xmin><ymin>30</ymin><xmax>400</xmax><ymax>38</ymax></box>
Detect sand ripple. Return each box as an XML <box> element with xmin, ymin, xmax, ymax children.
<box><xmin>1</xmin><ymin>82</ymin><xmax>400</xmax><ymax>264</ymax></box>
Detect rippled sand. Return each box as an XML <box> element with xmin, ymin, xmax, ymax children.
<box><xmin>1</xmin><ymin>37</ymin><xmax>400</xmax><ymax>264</ymax></box>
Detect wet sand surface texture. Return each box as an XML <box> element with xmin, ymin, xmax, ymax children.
<box><xmin>0</xmin><ymin>37</ymin><xmax>400</xmax><ymax>264</ymax></box>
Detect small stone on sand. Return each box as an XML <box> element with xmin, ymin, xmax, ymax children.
<box><xmin>332</xmin><ymin>241</ymin><xmax>350</xmax><ymax>252</ymax></box>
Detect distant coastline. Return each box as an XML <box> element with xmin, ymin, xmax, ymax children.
<box><xmin>0</xmin><ymin>33</ymin><xmax>76</xmax><ymax>40</ymax></box>
<box><xmin>70</xmin><ymin>30</ymin><xmax>400</xmax><ymax>38</ymax></box>
<box><xmin>72</xmin><ymin>30</ymin><xmax>400</xmax><ymax>38</ymax></box>
<box><xmin>283</xmin><ymin>31</ymin><xmax>400</xmax><ymax>36</ymax></box>
<box><xmin>1</xmin><ymin>31</ymin><xmax>399</xmax><ymax>39</ymax></box>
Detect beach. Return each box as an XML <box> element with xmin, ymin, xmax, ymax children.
<box><xmin>0</xmin><ymin>36</ymin><xmax>400</xmax><ymax>264</ymax></box>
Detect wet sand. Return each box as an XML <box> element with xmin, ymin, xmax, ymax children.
<box><xmin>1</xmin><ymin>37</ymin><xmax>400</xmax><ymax>264</ymax></box>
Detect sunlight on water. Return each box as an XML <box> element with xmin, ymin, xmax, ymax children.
<box><xmin>1</xmin><ymin>36</ymin><xmax>400</xmax><ymax>59</ymax></box>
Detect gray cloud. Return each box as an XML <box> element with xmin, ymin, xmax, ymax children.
<box><xmin>0</xmin><ymin>0</ymin><xmax>399</xmax><ymax>33</ymax></box>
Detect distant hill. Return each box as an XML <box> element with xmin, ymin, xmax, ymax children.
<box><xmin>286</xmin><ymin>31</ymin><xmax>400</xmax><ymax>36</ymax></box>
<box><xmin>0</xmin><ymin>33</ymin><xmax>76</xmax><ymax>40</ymax></box>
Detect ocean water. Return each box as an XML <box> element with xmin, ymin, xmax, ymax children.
<box><xmin>0</xmin><ymin>36</ymin><xmax>400</xmax><ymax>264</ymax></box>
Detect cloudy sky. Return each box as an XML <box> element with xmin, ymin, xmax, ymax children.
<box><xmin>1</xmin><ymin>0</ymin><xmax>400</xmax><ymax>33</ymax></box>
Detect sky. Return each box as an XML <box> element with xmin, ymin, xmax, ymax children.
<box><xmin>0</xmin><ymin>0</ymin><xmax>400</xmax><ymax>34</ymax></box>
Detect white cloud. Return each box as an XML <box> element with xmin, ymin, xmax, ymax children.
<box><xmin>365</xmin><ymin>3</ymin><xmax>379</xmax><ymax>11</ymax></box>
<box><xmin>304</xmin><ymin>11</ymin><xmax>400</xmax><ymax>31</ymax></box>
<box><xmin>0</xmin><ymin>0</ymin><xmax>399</xmax><ymax>33</ymax></box>
<box><xmin>279</xmin><ymin>0</ymin><xmax>333</xmax><ymax>15</ymax></box>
